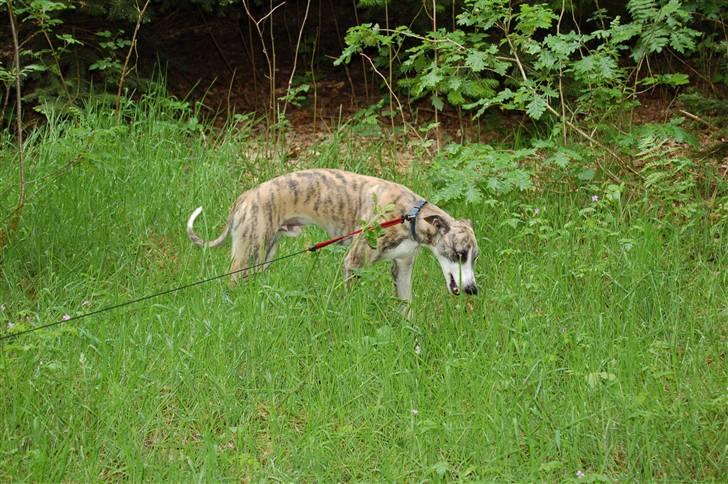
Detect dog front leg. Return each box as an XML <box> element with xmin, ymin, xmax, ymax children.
<box><xmin>343</xmin><ymin>240</ymin><xmax>374</xmax><ymax>287</ymax></box>
<box><xmin>392</xmin><ymin>256</ymin><xmax>415</xmax><ymax>319</ymax></box>
<box><xmin>391</xmin><ymin>256</ymin><xmax>415</xmax><ymax>302</ymax></box>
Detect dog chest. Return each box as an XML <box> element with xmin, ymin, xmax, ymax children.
<box><xmin>380</xmin><ymin>238</ymin><xmax>419</xmax><ymax>260</ymax></box>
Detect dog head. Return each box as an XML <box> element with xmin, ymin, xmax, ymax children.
<box><xmin>420</xmin><ymin>211</ymin><xmax>479</xmax><ymax>296</ymax></box>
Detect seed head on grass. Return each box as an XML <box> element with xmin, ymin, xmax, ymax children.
<box><xmin>62</xmin><ymin>314</ymin><xmax>71</xmax><ymax>321</ymax></box>
<box><xmin>7</xmin><ymin>322</ymin><xmax>14</xmax><ymax>330</ymax></box>
<box><xmin>410</xmin><ymin>408</ymin><xmax>418</xmax><ymax>417</ymax></box>
<box><xmin>591</xmin><ymin>195</ymin><xmax>599</xmax><ymax>202</ymax></box>
<box><xmin>414</xmin><ymin>343</ymin><xmax>421</xmax><ymax>355</ymax></box>
<box><xmin>534</xmin><ymin>207</ymin><xmax>540</xmax><ymax>215</ymax></box>
<box><xmin>576</xmin><ymin>469</ymin><xmax>585</xmax><ymax>479</ymax></box>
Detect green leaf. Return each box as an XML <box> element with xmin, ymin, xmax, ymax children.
<box><xmin>534</xmin><ymin>48</ymin><xmax>557</xmax><ymax>71</ymax></box>
<box><xmin>464</xmin><ymin>184</ymin><xmax>483</xmax><ymax>204</ymax></box>
<box><xmin>462</xmin><ymin>78</ymin><xmax>499</xmax><ymax>99</ymax></box>
<box><xmin>365</xmin><ymin>228</ymin><xmax>379</xmax><ymax>249</ymax></box>
<box><xmin>487</xmin><ymin>177</ymin><xmax>502</xmax><ymax>192</ymax></box>
<box><xmin>465</xmin><ymin>50</ymin><xmax>487</xmax><ymax>72</ymax></box>
<box><xmin>20</xmin><ymin>64</ymin><xmax>48</xmax><ymax>75</ymax></box>
<box><xmin>516</xmin><ymin>3</ymin><xmax>557</xmax><ymax>35</ymax></box>
<box><xmin>526</xmin><ymin>94</ymin><xmax>547</xmax><ymax>120</ymax></box>
<box><xmin>532</xmin><ymin>138</ymin><xmax>555</xmax><ymax>150</ymax></box>
<box><xmin>578</xmin><ymin>168</ymin><xmax>596</xmax><ymax>181</ymax></box>
<box><xmin>513</xmin><ymin>171</ymin><xmax>533</xmax><ymax>190</ymax></box>
<box><xmin>446</xmin><ymin>89</ymin><xmax>466</xmax><ymax>106</ymax></box>
<box><xmin>421</xmin><ymin>66</ymin><xmax>443</xmax><ymax>88</ymax></box>
<box><xmin>56</xmin><ymin>33</ymin><xmax>82</xmax><ymax>45</ymax></box>
<box><xmin>573</xmin><ymin>54</ymin><xmax>618</xmax><ymax>82</ymax></box>
<box><xmin>544</xmin><ymin>31</ymin><xmax>583</xmax><ymax>57</ymax></box>
<box><xmin>640</xmin><ymin>73</ymin><xmax>690</xmax><ymax>87</ymax></box>
<box><xmin>546</xmin><ymin>148</ymin><xmax>581</xmax><ymax>168</ymax></box>
<box><xmin>448</xmin><ymin>77</ymin><xmax>462</xmax><ymax>91</ymax></box>
<box><xmin>431</xmin><ymin>94</ymin><xmax>444</xmax><ymax>111</ymax></box>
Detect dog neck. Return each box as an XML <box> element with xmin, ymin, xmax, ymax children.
<box><xmin>406</xmin><ymin>200</ymin><xmax>428</xmax><ymax>242</ymax></box>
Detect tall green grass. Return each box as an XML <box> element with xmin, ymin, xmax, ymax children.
<box><xmin>1</xmin><ymin>93</ymin><xmax>725</xmax><ymax>481</ymax></box>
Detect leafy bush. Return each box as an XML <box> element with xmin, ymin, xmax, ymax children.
<box><xmin>429</xmin><ymin>143</ymin><xmax>534</xmax><ymax>205</ymax></box>
<box><xmin>338</xmin><ymin>0</ymin><xmax>704</xmax><ymax>129</ymax></box>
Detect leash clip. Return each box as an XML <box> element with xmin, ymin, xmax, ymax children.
<box><xmin>405</xmin><ymin>200</ymin><xmax>428</xmax><ymax>242</ymax></box>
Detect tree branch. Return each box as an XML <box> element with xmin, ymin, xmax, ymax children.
<box><xmin>115</xmin><ymin>0</ymin><xmax>151</xmax><ymax>124</ymax></box>
<box><xmin>242</xmin><ymin>0</ymin><xmax>284</xmax><ymax>125</ymax></box>
<box><xmin>281</xmin><ymin>0</ymin><xmax>312</xmax><ymax>118</ymax></box>
<box><xmin>8</xmin><ymin>0</ymin><xmax>25</xmax><ymax>227</ymax></box>
<box><xmin>360</xmin><ymin>53</ymin><xmax>427</xmax><ymax>148</ymax></box>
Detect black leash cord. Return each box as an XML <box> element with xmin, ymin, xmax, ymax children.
<box><xmin>0</xmin><ymin>248</ymin><xmax>309</xmax><ymax>343</ymax></box>
<box><xmin>0</xmin><ymin>211</ymin><xmax>415</xmax><ymax>343</ymax></box>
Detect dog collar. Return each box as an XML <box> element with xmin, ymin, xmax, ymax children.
<box><xmin>406</xmin><ymin>200</ymin><xmax>428</xmax><ymax>242</ymax></box>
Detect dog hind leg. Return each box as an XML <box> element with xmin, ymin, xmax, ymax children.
<box><xmin>261</xmin><ymin>233</ymin><xmax>281</xmax><ymax>270</ymax></box>
<box><xmin>230</xmin><ymin>253</ymin><xmax>249</xmax><ymax>285</ymax></box>
<box><xmin>230</xmin><ymin>237</ymin><xmax>259</xmax><ymax>285</ymax></box>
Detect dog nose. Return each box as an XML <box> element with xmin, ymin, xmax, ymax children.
<box><xmin>464</xmin><ymin>284</ymin><xmax>478</xmax><ymax>295</ymax></box>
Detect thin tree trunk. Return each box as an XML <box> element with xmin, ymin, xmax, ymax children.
<box><xmin>115</xmin><ymin>0</ymin><xmax>151</xmax><ymax>124</ymax></box>
<box><xmin>281</xmin><ymin>0</ymin><xmax>312</xmax><ymax>118</ymax></box>
<box><xmin>2</xmin><ymin>0</ymin><xmax>25</xmax><ymax>248</ymax></box>
<box><xmin>9</xmin><ymin>0</ymin><xmax>25</xmax><ymax>216</ymax></box>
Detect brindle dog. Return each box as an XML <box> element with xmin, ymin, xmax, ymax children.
<box><xmin>187</xmin><ymin>169</ymin><xmax>479</xmax><ymax>303</ymax></box>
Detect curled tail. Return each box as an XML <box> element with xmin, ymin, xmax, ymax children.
<box><xmin>186</xmin><ymin>206</ymin><xmax>230</xmax><ymax>248</ymax></box>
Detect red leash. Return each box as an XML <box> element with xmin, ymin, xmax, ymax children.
<box><xmin>308</xmin><ymin>216</ymin><xmax>406</xmax><ymax>251</ymax></box>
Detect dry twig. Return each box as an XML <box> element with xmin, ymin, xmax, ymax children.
<box><xmin>115</xmin><ymin>0</ymin><xmax>151</xmax><ymax>124</ymax></box>
<box><xmin>3</xmin><ymin>0</ymin><xmax>26</xmax><ymax>249</ymax></box>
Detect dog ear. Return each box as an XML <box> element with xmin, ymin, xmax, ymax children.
<box><xmin>424</xmin><ymin>215</ymin><xmax>450</xmax><ymax>235</ymax></box>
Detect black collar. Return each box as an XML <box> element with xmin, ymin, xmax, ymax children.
<box><xmin>405</xmin><ymin>200</ymin><xmax>428</xmax><ymax>242</ymax></box>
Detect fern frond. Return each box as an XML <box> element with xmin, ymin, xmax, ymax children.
<box><xmin>627</xmin><ymin>0</ymin><xmax>658</xmax><ymax>23</ymax></box>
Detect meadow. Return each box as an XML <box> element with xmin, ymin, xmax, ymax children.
<box><xmin>1</xmin><ymin>95</ymin><xmax>726</xmax><ymax>481</ymax></box>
